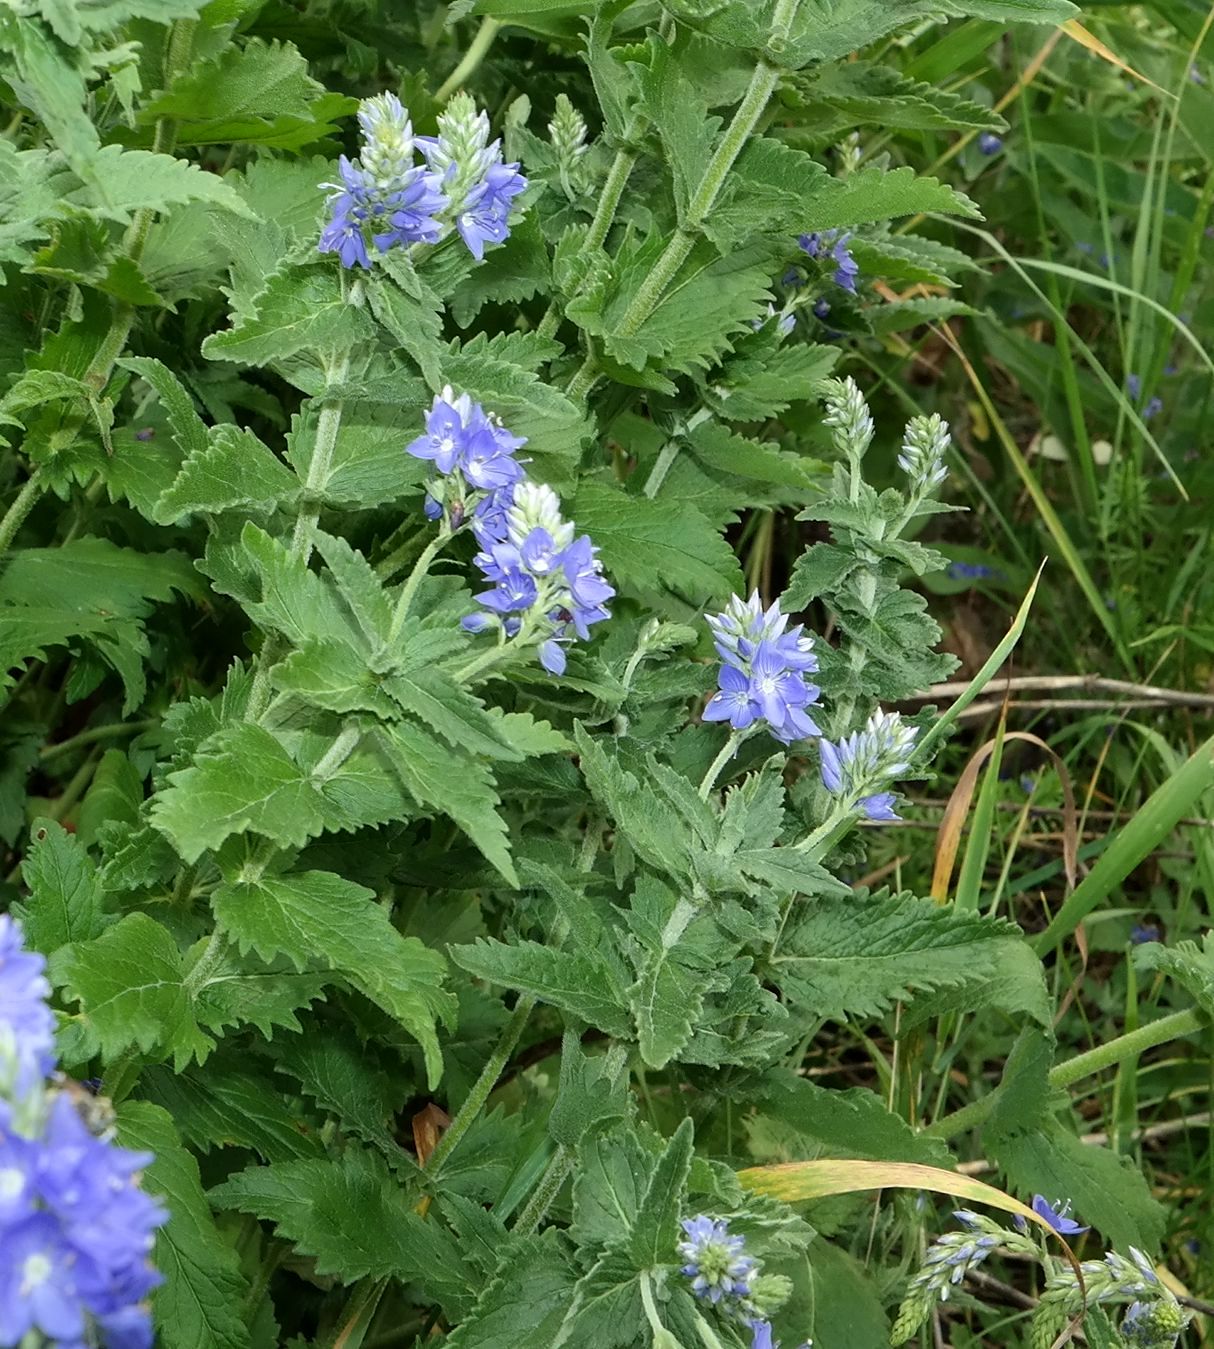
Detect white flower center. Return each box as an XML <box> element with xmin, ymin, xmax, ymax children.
<box><xmin>0</xmin><ymin>1168</ymin><xmax>24</xmax><ymax>1201</ymax></box>
<box><xmin>438</xmin><ymin>435</ymin><xmax>455</xmax><ymax>457</ymax></box>
<box><xmin>22</xmin><ymin>1252</ymin><xmax>52</xmax><ymax>1292</ymax></box>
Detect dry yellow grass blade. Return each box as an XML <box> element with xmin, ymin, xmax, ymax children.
<box><xmin>931</xmin><ymin>729</ymin><xmax>1078</xmax><ymax>903</ymax></box>
<box><xmin>1061</xmin><ymin>20</ymin><xmax>1174</xmax><ymax>96</ymax></box>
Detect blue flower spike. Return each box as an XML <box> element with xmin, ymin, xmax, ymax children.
<box><xmin>704</xmin><ymin>593</ymin><xmax>823</xmax><ymax>745</ymax></box>
<box><xmin>677</xmin><ymin>1215</ymin><xmax>756</xmax><ymax>1304</ymax></box>
<box><xmin>0</xmin><ymin>916</ymin><xmax>166</xmax><ymax>1349</ymax></box>
<box><xmin>819</xmin><ymin>708</ymin><xmax>919</xmax><ymax>821</ymax></box>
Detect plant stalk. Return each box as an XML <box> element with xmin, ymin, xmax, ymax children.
<box><xmin>388</xmin><ymin>532</ymin><xmax>448</xmax><ymax>644</ymax></box>
<box><xmin>436</xmin><ymin>18</ymin><xmax>502</xmax><ymax>102</ymax></box>
<box><xmin>923</xmin><ymin>1007</ymin><xmax>1209</xmax><ymax>1141</ymax></box>
<box><xmin>512</xmin><ymin>1144</ymin><xmax>574</xmax><ymax>1237</ymax></box>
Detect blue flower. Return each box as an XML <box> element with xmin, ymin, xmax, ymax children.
<box><xmin>464</xmin><ymin>482</ymin><xmax>613</xmax><ymax>675</ymax></box>
<box><xmin>0</xmin><ymin>919</ymin><xmax>166</xmax><ymax>1349</ymax></box>
<box><xmin>1143</xmin><ymin>396</ymin><xmax>1163</xmax><ymax>422</ymax></box>
<box><xmin>319</xmin><ymin>94</ymin><xmax>447</xmax><ymax>268</ymax></box>
<box><xmin>819</xmin><ymin>709</ymin><xmax>918</xmax><ymax>821</ymax></box>
<box><xmin>418</xmin><ymin>94</ymin><xmax>527</xmax><ymax>261</ymax></box>
<box><xmin>947</xmin><ymin>561</ymin><xmax>997</xmax><ymax>582</ymax></box>
<box><xmin>1031</xmin><ymin>1195</ymin><xmax>1089</xmax><ymax>1235</ymax></box>
<box><xmin>704</xmin><ymin>594</ymin><xmax>822</xmax><ymax>745</ymax></box>
<box><xmin>978</xmin><ymin>132</ymin><xmax>1004</xmax><ymax>156</ymax></box>
<box><xmin>0</xmin><ymin>917</ymin><xmax>56</xmax><ymax>1102</ymax></box>
<box><xmin>677</xmin><ymin>1215</ymin><xmax>755</xmax><ymax>1304</ymax></box>
<box><xmin>750</xmin><ymin>1320</ymin><xmax>778</xmax><ymax>1349</ymax></box>
<box><xmin>1126</xmin><ymin>373</ymin><xmax>1142</xmax><ymax>400</ymax></box>
<box><xmin>799</xmin><ymin>230</ymin><xmax>859</xmax><ymax>293</ymax></box>
<box><xmin>1130</xmin><ymin>923</ymin><xmax>1161</xmax><ymax>945</ymax></box>
<box><xmin>406</xmin><ymin>387</ymin><xmax>527</xmax><ymax>517</ymax></box>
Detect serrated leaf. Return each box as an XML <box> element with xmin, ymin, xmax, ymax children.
<box><xmin>772</xmin><ymin>892</ymin><xmax>1049</xmax><ymax>1024</ymax></box>
<box><xmin>209</xmin><ymin>1148</ymin><xmax>472</xmax><ymax>1306</ymax></box>
<box><xmin>190</xmin><ymin>950</ymin><xmax>329</xmax><ymax>1041</ymax></box>
<box><xmin>1134</xmin><ymin>935</ymin><xmax>1214</xmax><ymax>1015</ymax></box>
<box><xmin>203</xmin><ymin>264</ymin><xmax>376</xmax><ymax>367</ymax></box>
<box><xmin>808</xmin><ymin>166</ymin><xmax>980</xmax><ymax>231</ymax></box>
<box><xmin>271</xmin><ymin>1028</ymin><xmax>400</xmax><ymax>1151</ymax></box>
<box><xmin>792</xmin><ymin>60</ymin><xmax>1007</xmax><ymax>134</ymax></box>
<box><xmin>629</xmin><ymin>1117</ymin><xmax>694</xmax><ymax>1267</ymax></box>
<box><xmin>69</xmin><ymin>145</ymin><xmax>255</xmax><ymax>225</ymax></box>
<box><xmin>141</xmin><ymin>1057</ymin><xmax>324</xmax><ymax>1163</ymax></box>
<box><xmin>547</xmin><ymin>1029</ymin><xmax>630</xmax><ymax>1147</ymax></box>
<box><xmin>152</xmin><ymin>723</ymin><xmax>325</xmax><ymax>862</ymax></box>
<box><xmin>211</xmin><ymin>867</ymin><xmax>452</xmax><ymax>1088</ymax></box>
<box><xmin>116</xmin><ymin>1101</ymin><xmax>251</xmax><ymax>1349</ymax></box>
<box><xmin>453</xmin><ymin>938</ymin><xmax>633</xmax><ymax>1037</ymax></box>
<box><xmin>380</xmin><ymin>721</ymin><xmax>517</xmax><ymax>885</ymax></box>
<box><xmin>272</xmin><ymin>640</ymin><xmax>398</xmax><ymax>718</ymax></box>
<box><xmin>573</xmin><ymin>480</ymin><xmax>742</xmax><ymax>607</ymax></box>
<box><xmin>51</xmin><ymin>913</ymin><xmax>212</xmax><ymax>1068</ymax></box>
<box><xmin>156</xmin><ymin>424</ymin><xmax>298</xmax><ymax>522</ymax></box>
<box><xmin>139</xmin><ymin>38</ymin><xmax>343</xmax><ymax>148</ymax></box>
<box><xmin>443</xmin><ymin>1230</ymin><xmax>576</xmax><ymax>1349</ymax></box>
<box><xmin>385</xmin><ymin>669</ymin><xmax>521</xmax><ymax>761</ymax></box>
<box><xmin>14</xmin><ymin>817</ymin><xmax>107</xmax><ymax>953</ymax></box>
<box><xmin>705</xmin><ymin>340</ymin><xmax>839</xmax><ymax>422</ymax></box>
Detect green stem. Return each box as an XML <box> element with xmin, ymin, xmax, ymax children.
<box><xmin>0</xmin><ymin>468</ymin><xmax>45</xmax><ymax>558</ymax></box>
<box><xmin>40</xmin><ymin>718</ymin><xmax>157</xmax><ymax>761</ymax></box>
<box><xmin>698</xmin><ymin>729</ymin><xmax>750</xmax><ymax>800</ymax></box>
<box><xmin>923</xmin><ymin>1007</ymin><xmax>1209</xmax><ymax>1141</ymax></box>
<box><xmin>436</xmin><ymin>18</ymin><xmax>502</xmax><ymax>102</ymax></box>
<box><xmin>512</xmin><ymin>1143</ymin><xmax>574</xmax><ymax>1237</ymax></box>
<box><xmin>537</xmin><ymin>146</ymin><xmax>638</xmax><ymax>341</ymax></box>
<box><xmin>565</xmin><ymin>52</ymin><xmax>785</xmax><ymax>402</ymax></box>
<box><xmin>388</xmin><ymin>532</ymin><xmax>448</xmax><ymax>644</ymax></box>
<box><xmin>425</xmin><ymin>994</ymin><xmax>537</xmax><ymax>1178</ymax></box>
<box><xmin>312</xmin><ymin>723</ymin><xmax>363</xmax><ymax>781</ymax></box>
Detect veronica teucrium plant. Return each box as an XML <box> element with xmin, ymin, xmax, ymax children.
<box><xmin>1</xmin><ymin>1</ymin><xmax>1201</xmax><ymax>1347</ymax></box>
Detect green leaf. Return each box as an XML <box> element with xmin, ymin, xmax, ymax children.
<box><xmin>753</xmin><ymin>1067</ymin><xmax>955</xmax><ymax>1166</ymax></box>
<box><xmin>809</xmin><ymin>1241</ymin><xmax>891</xmax><ymax>1349</ymax></box>
<box><xmin>704</xmin><ymin>340</ymin><xmax>839</xmax><ymax>422</ymax></box>
<box><xmin>236</xmin><ymin>521</ymin><xmax>357</xmax><ymax>647</ymax></box>
<box><xmin>1135</xmin><ymin>934</ymin><xmax>1214</xmax><ymax>1016</ymax></box>
<box><xmin>809</xmin><ymin>166</ymin><xmax>980</xmax><ymax>231</ymax></box>
<box><xmin>271</xmin><ymin>1028</ymin><xmax>400</xmax><ymax>1152</ymax></box>
<box><xmin>548</xmin><ymin>1030</ymin><xmax>630</xmax><ymax>1147</ymax></box>
<box><xmin>51</xmin><ymin>913</ymin><xmax>211</xmax><ymax>1068</ymax></box>
<box><xmin>572</xmin><ymin>1127</ymin><xmax>654</xmax><ymax>1248</ymax></box>
<box><xmin>202</xmin><ymin>264</ymin><xmax>376</xmax><ymax>367</ymax></box>
<box><xmin>638</xmin><ymin>43</ymin><xmax>719</xmax><ymax>226</ymax></box>
<box><xmin>629</xmin><ymin>1117</ymin><xmax>694</xmax><ymax>1267</ymax></box>
<box><xmin>0</xmin><ymin>536</ymin><xmax>203</xmax><ymax>618</ymax></box>
<box><xmin>139</xmin><ymin>38</ymin><xmax>346</xmax><ymax>148</ymax></box>
<box><xmin>116</xmin><ymin>1101</ymin><xmax>251</xmax><ymax>1349</ymax></box>
<box><xmin>156</xmin><ymin>424</ymin><xmax>298</xmax><ymax>522</ymax></box>
<box><xmin>385</xmin><ymin>669</ymin><xmax>522</xmax><ymax>762</ymax></box>
<box><xmin>573</xmin><ymin>480</ymin><xmax>742</xmax><ymax>607</ymax></box>
<box><xmin>771</xmin><ymin>893</ymin><xmax>1049</xmax><ymax>1025</ymax></box>
<box><xmin>152</xmin><ymin>723</ymin><xmax>325</xmax><ymax>862</ymax></box>
<box><xmin>987</xmin><ymin>1122</ymin><xmax>1166</xmax><ymax>1252</ymax></box>
<box><xmin>77</xmin><ymin>748</ymin><xmax>143</xmax><ymax>848</ymax></box>
<box><xmin>14</xmin><ymin>817</ymin><xmax>107</xmax><ymax>953</ymax></box>
<box><xmin>190</xmin><ymin>949</ymin><xmax>329</xmax><ymax>1042</ymax></box>
<box><xmin>1</xmin><ymin>15</ymin><xmax>99</xmax><ymax>175</ymax></box>
<box><xmin>380</xmin><ymin>721</ymin><xmax>517</xmax><ymax>886</ymax></box>
<box><xmin>687</xmin><ymin>421</ymin><xmax>816</xmax><ymax>489</ymax></box>
<box><xmin>443</xmin><ymin>1230</ymin><xmax>576</xmax><ymax>1349</ymax></box>
<box><xmin>211</xmin><ymin>867</ymin><xmax>453</xmax><ymax>1088</ymax></box>
<box><xmin>272</xmin><ymin>640</ymin><xmax>399</xmax><ymax>718</ymax></box>
<box><xmin>142</xmin><ymin>1057</ymin><xmax>325</xmax><ymax>1163</ymax></box>
<box><xmin>453</xmin><ymin>938</ymin><xmax>633</xmax><ymax>1038</ymax></box>
<box><xmin>791</xmin><ymin>60</ymin><xmax>1007</xmax><ymax>134</ymax></box>
<box><xmin>70</xmin><ymin>145</ymin><xmax>255</xmax><ymax>225</ymax></box>
<box><xmin>210</xmin><ymin>1148</ymin><xmax>473</xmax><ymax>1307</ymax></box>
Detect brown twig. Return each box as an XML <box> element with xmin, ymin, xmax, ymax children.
<box><xmin>903</xmin><ymin>674</ymin><xmax>1214</xmax><ymax>711</ymax></box>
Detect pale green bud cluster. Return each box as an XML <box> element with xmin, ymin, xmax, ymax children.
<box><xmin>429</xmin><ymin>92</ymin><xmax>496</xmax><ymax>213</ymax></box>
<box><xmin>549</xmin><ymin>93</ymin><xmax>589</xmax><ymax>191</ymax></box>
<box><xmin>821</xmin><ymin>376</ymin><xmax>875</xmax><ymax>463</ymax></box>
<box><xmin>507</xmin><ymin>482</ymin><xmax>575</xmax><ymax>556</ymax></box>
<box><xmin>356</xmin><ymin>93</ymin><xmax>416</xmax><ymax>194</ymax></box>
<box><xmin>898</xmin><ymin>412</ymin><xmax>950</xmax><ymax>496</ymax></box>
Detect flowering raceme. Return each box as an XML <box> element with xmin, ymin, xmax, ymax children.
<box><xmin>704</xmin><ymin>593</ymin><xmax>822</xmax><ymax>745</ymax></box>
<box><xmin>405</xmin><ymin>391</ymin><xmax>613</xmax><ymax>675</ymax></box>
<box><xmin>418</xmin><ymin>93</ymin><xmax>527</xmax><ymax>260</ymax></box>
<box><xmin>319</xmin><ymin>93</ymin><xmax>447</xmax><ymax>268</ymax></box>
<box><xmin>0</xmin><ymin>916</ymin><xmax>166</xmax><ymax>1349</ymax></box>
<box><xmin>819</xmin><ymin>708</ymin><xmax>918</xmax><ymax>820</ymax></box>
<box><xmin>467</xmin><ymin>482</ymin><xmax>614</xmax><ymax>675</ymax></box>
<box><xmin>799</xmin><ymin>229</ymin><xmax>860</xmax><ymax>294</ymax></box>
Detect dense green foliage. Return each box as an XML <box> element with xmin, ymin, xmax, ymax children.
<box><xmin>0</xmin><ymin>2</ymin><xmax>1211</xmax><ymax>1347</ymax></box>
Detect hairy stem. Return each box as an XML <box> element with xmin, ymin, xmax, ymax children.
<box><xmin>425</xmin><ymin>994</ymin><xmax>538</xmax><ymax>1178</ymax></box>
<box><xmin>923</xmin><ymin>1007</ymin><xmax>1209</xmax><ymax>1141</ymax></box>
<box><xmin>436</xmin><ymin>17</ymin><xmax>502</xmax><ymax>102</ymax></box>
<box><xmin>699</xmin><ymin>729</ymin><xmax>751</xmax><ymax>800</ymax></box>
<box><xmin>40</xmin><ymin>718</ymin><xmax>158</xmax><ymax>761</ymax></box>
<box><xmin>0</xmin><ymin>468</ymin><xmax>45</xmax><ymax>559</ymax></box>
<box><xmin>565</xmin><ymin>53</ymin><xmax>785</xmax><ymax>402</ymax></box>
<box><xmin>388</xmin><ymin>532</ymin><xmax>448</xmax><ymax>644</ymax></box>
<box><xmin>513</xmin><ymin>1144</ymin><xmax>574</xmax><ymax>1237</ymax></box>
